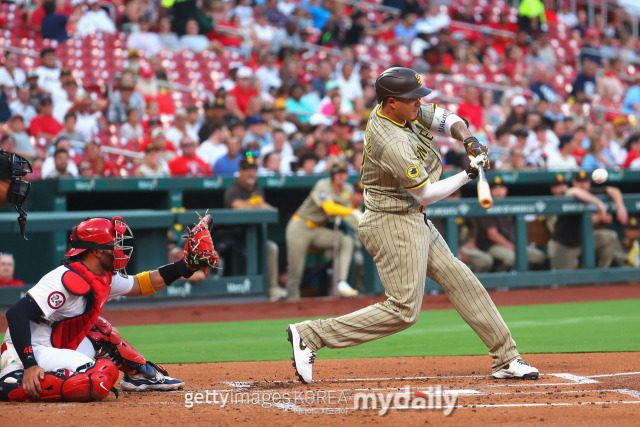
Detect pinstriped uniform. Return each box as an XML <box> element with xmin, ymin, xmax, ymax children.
<box><xmin>295</xmin><ymin>104</ymin><xmax>520</xmax><ymax>372</ymax></box>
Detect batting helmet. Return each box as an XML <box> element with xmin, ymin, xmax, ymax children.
<box><xmin>375</xmin><ymin>67</ymin><xmax>432</xmax><ymax>103</ymax></box>
<box><xmin>65</xmin><ymin>217</ymin><xmax>133</xmax><ymax>274</ymax></box>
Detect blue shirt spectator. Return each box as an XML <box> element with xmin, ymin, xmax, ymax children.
<box><xmin>213</xmin><ymin>153</ymin><xmax>243</xmax><ymax>175</ymax></box>
<box><xmin>307</xmin><ymin>1</ymin><xmax>331</xmax><ymax>29</ymax></box>
<box><xmin>622</xmin><ymin>76</ymin><xmax>640</xmax><ymax>114</ymax></box>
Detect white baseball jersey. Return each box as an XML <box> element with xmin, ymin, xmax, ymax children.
<box><xmin>3</xmin><ymin>265</ymin><xmax>133</xmax><ymax>348</ymax></box>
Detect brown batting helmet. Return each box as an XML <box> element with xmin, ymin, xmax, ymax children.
<box><xmin>375</xmin><ymin>67</ymin><xmax>432</xmax><ymax>103</ymax></box>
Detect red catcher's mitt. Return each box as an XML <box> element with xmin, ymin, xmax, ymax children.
<box><xmin>183</xmin><ymin>214</ymin><xmax>220</xmax><ymax>275</ymax></box>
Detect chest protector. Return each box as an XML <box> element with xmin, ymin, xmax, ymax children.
<box><xmin>50</xmin><ymin>262</ymin><xmax>112</xmax><ymax>350</ymax></box>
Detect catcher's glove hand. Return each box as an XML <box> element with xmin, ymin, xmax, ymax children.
<box><xmin>183</xmin><ymin>213</ymin><xmax>220</xmax><ymax>275</ymax></box>
<box><xmin>463</xmin><ymin>136</ymin><xmax>490</xmax><ymax>170</ymax></box>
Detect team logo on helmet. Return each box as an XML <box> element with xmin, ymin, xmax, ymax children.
<box><xmin>406</xmin><ymin>164</ymin><xmax>420</xmax><ymax>179</ymax></box>
<box><xmin>415</xmin><ymin>74</ymin><xmax>422</xmax><ymax>85</ymax></box>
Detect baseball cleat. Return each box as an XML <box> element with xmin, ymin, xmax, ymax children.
<box><xmin>120</xmin><ymin>363</ymin><xmax>185</xmax><ymax>391</ymax></box>
<box><xmin>492</xmin><ymin>358</ymin><xmax>539</xmax><ymax>380</ymax></box>
<box><xmin>337</xmin><ymin>281</ymin><xmax>359</xmax><ymax>297</ymax></box>
<box><xmin>287</xmin><ymin>324</ymin><xmax>316</xmax><ymax>384</ymax></box>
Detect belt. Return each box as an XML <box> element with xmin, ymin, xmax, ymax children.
<box><xmin>293</xmin><ymin>214</ymin><xmax>319</xmax><ymax>229</ymax></box>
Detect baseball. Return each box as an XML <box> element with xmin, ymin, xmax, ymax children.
<box><xmin>592</xmin><ymin>168</ymin><xmax>608</xmax><ymax>184</ymax></box>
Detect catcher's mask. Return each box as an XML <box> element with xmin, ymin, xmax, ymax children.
<box><xmin>65</xmin><ymin>217</ymin><xmax>134</xmax><ymax>275</ymax></box>
<box><xmin>0</xmin><ymin>150</ymin><xmax>32</xmax><ymax>240</ymax></box>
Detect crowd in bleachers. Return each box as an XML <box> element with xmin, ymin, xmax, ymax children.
<box><xmin>1</xmin><ymin>0</ymin><xmax>640</xmax><ymax>180</ymax></box>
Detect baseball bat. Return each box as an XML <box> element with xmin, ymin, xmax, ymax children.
<box><xmin>477</xmin><ymin>166</ymin><xmax>493</xmax><ymax>209</ymax></box>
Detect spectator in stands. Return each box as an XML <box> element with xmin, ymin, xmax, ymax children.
<box><xmin>168</xmin><ymin>136</ymin><xmax>210</xmax><ymax>177</ymax></box>
<box><xmin>394</xmin><ymin>12</ymin><xmax>418</xmax><ymax>46</ymax></box>
<box><xmin>76</xmin><ymin>0</ymin><xmax>117</xmax><ymax>37</ymax></box>
<box><xmin>601</xmin><ymin>122</ymin><xmax>627</xmax><ymax>167</ymax></box>
<box><xmin>145</xmin><ymin>127</ymin><xmax>176</xmax><ymax>162</ymax></box>
<box><xmin>198</xmin><ymin>99</ymin><xmax>225</xmax><ymax>142</ymax></box>
<box><xmin>165</xmin><ymin>108</ymin><xmax>189</xmax><ymax>146</ymax></box>
<box><xmin>548</xmin><ymin>171</ymin><xmax>626</xmax><ymax>269</ymax></box>
<box><xmin>255</xmin><ymin>52</ymin><xmax>282</xmax><ymax>99</ymax></box>
<box><xmin>178</xmin><ymin>19</ymin><xmax>223</xmax><ymax>54</ymax></box>
<box><xmin>43</xmin><ymin>148</ymin><xmax>73</xmax><ymax>179</ymax></box>
<box><xmin>57</xmin><ymin>111</ymin><xmax>87</xmax><ymax>144</ymax></box>
<box><xmin>622</xmin><ymin>73</ymin><xmax>640</xmax><ymax>114</ymax></box>
<box><xmin>457</xmin><ymin>86</ymin><xmax>483</xmax><ymax>133</ymax></box>
<box><xmin>416</xmin><ymin>3</ymin><xmax>451</xmax><ymax>35</ymax></box>
<box><xmin>251</xmin><ymin>10</ymin><xmax>276</xmax><ymax>50</ymax></box>
<box><xmin>295</xmin><ymin>152</ymin><xmax>319</xmax><ymax>175</ymax></box>
<box><xmin>481</xmin><ymin>90</ymin><xmax>505</xmax><ymax>132</ymax></box>
<box><xmin>197</xmin><ymin>123</ymin><xmax>228</xmax><ymax>169</ymax></box>
<box><xmin>286</xmin><ymin>83</ymin><xmax>315</xmax><ymax>130</ymax></box>
<box><xmin>0</xmin><ymin>52</ymin><xmax>26</xmax><ymax>93</ymax></box>
<box><xmin>504</xmin><ymin>95</ymin><xmax>529</xmax><ymax>130</ymax></box>
<box><xmin>229</xmin><ymin>66</ymin><xmax>258</xmax><ymax>117</ymax></box>
<box><xmin>107</xmin><ymin>81</ymin><xmax>144</xmax><ymax>124</ymax></box>
<box><xmin>335</xmin><ymin>60</ymin><xmax>363</xmax><ymax>103</ymax></box>
<box><xmin>83</xmin><ymin>138</ymin><xmax>116</xmax><ymax>177</ymax></box>
<box><xmin>213</xmin><ymin>136</ymin><xmax>243</xmax><ymax>176</ymax></box>
<box><xmin>557</xmin><ymin>1</ymin><xmax>578</xmax><ymax>27</ymax></box>
<box><xmin>243</xmin><ymin>115</ymin><xmax>272</xmax><ymax>148</ymax></box>
<box><xmin>476</xmin><ymin>176</ymin><xmax>547</xmax><ymax>271</ymax></box>
<box><xmin>623</xmin><ymin>133</ymin><xmax>640</xmax><ymax>168</ymax></box>
<box><xmin>185</xmin><ymin>105</ymin><xmax>201</xmax><ymax>142</ymax></box>
<box><xmin>270</xmin><ymin>98</ymin><xmax>297</xmax><ymax>136</ymax></box>
<box><xmin>35</xmin><ymin>48</ymin><xmax>62</xmax><ymax>97</ymax></box>
<box><xmin>52</xmin><ymin>79</ymin><xmax>79</xmax><ymax>123</ymax></box>
<box><xmin>578</xmin><ymin>28</ymin><xmax>603</xmax><ymax>66</ymax></box>
<box><xmin>41</xmin><ymin>0</ymin><xmax>78</xmax><ymax>42</ymax></box>
<box><xmin>74</xmin><ymin>93</ymin><xmax>104</xmax><ymax>138</ymax></box>
<box><xmin>29</xmin><ymin>97</ymin><xmax>63</xmax><ymax>141</ymax></box>
<box><xmin>547</xmin><ymin>134</ymin><xmax>578</xmax><ymax>170</ymax></box>
<box><xmin>518</xmin><ymin>0</ymin><xmax>546</xmax><ymax>34</ymax></box>
<box><xmin>6</xmin><ymin>115</ymin><xmax>36</xmax><ymax>163</ymax></box>
<box><xmin>9</xmin><ymin>85</ymin><xmax>37</xmax><ymax>127</ymax></box>
<box><xmin>0</xmin><ymin>253</ymin><xmax>24</xmax><ymax>286</ymax></box>
<box><xmin>77</xmin><ymin>160</ymin><xmax>93</xmax><ymax>177</ymax></box>
<box><xmin>261</xmin><ymin>128</ymin><xmax>294</xmax><ymax>170</ymax></box>
<box><xmin>157</xmin><ymin>16</ymin><xmax>181</xmax><ymax>51</ymax></box>
<box><xmin>118</xmin><ymin>107</ymin><xmax>144</xmax><ymax>142</ymax></box>
<box><xmin>135</xmin><ymin>145</ymin><xmax>171</xmax><ymax>178</ymax></box>
<box><xmin>126</xmin><ymin>16</ymin><xmax>162</xmax><ymax>55</ymax></box>
<box><xmin>570</xmin><ymin>58</ymin><xmax>598</xmax><ymax>103</ymax></box>
<box><xmin>581</xmin><ymin>131</ymin><xmax>614</xmax><ymax>171</ymax></box>
<box><xmin>258</xmin><ymin>151</ymin><xmax>281</xmax><ymax>175</ymax></box>
<box><xmin>41</xmin><ymin>136</ymin><xmax>79</xmax><ymax>178</ymax></box>
<box><xmin>271</xmin><ymin>20</ymin><xmax>302</xmax><ymax>58</ymax></box>
<box><xmin>310</xmin><ymin>59</ymin><xmax>333</xmax><ymax>101</ymax></box>
<box><xmin>488</xmin><ymin>126</ymin><xmax>512</xmax><ymax>169</ymax></box>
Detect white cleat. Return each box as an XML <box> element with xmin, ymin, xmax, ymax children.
<box><xmin>286</xmin><ymin>324</ymin><xmax>316</xmax><ymax>384</ymax></box>
<box><xmin>492</xmin><ymin>358</ymin><xmax>539</xmax><ymax>380</ymax></box>
<box><xmin>337</xmin><ymin>281</ymin><xmax>359</xmax><ymax>297</ymax></box>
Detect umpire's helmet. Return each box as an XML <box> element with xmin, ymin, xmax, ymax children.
<box><xmin>375</xmin><ymin>67</ymin><xmax>432</xmax><ymax>103</ymax></box>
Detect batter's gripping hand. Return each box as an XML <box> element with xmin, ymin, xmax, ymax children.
<box><xmin>463</xmin><ymin>136</ymin><xmax>490</xmax><ymax>170</ymax></box>
<box><xmin>183</xmin><ymin>213</ymin><xmax>220</xmax><ymax>275</ymax></box>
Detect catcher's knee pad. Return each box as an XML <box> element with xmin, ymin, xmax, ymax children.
<box><xmin>87</xmin><ymin>316</ymin><xmax>146</xmax><ymax>373</ymax></box>
<box><xmin>6</xmin><ymin>359</ymin><xmax>119</xmax><ymax>402</ymax></box>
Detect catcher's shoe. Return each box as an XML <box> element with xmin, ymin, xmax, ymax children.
<box><xmin>121</xmin><ymin>362</ymin><xmax>185</xmax><ymax>391</ymax></box>
<box><xmin>287</xmin><ymin>324</ymin><xmax>316</xmax><ymax>384</ymax></box>
<box><xmin>337</xmin><ymin>281</ymin><xmax>359</xmax><ymax>297</ymax></box>
<box><xmin>492</xmin><ymin>358</ymin><xmax>539</xmax><ymax>380</ymax></box>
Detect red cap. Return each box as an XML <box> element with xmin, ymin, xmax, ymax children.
<box><xmin>140</xmin><ymin>66</ymin><xmax>154</xmax><ymax>78</ymax></box>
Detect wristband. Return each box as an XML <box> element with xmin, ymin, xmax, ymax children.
<box><xmin>157</xmin><ymin>259</ymin><xmax>195</xmax><ymax>286</ymax></box>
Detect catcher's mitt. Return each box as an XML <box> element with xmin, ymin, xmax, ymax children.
<box><xmin>183</xmin><ymin>213</ymin><xmax>220</xmax><ymax>275</ymax></box>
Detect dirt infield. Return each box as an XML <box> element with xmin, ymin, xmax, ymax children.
<box><xmin>2</xmin><ymin>284</ymin><xmax>640</xmax><ymax>425</ymax></box>
<box><xmin>2</xmin><ymin>353</ymin><xmax>639</xmax><ymax>425</ymax></box>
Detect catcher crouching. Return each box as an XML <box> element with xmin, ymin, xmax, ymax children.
<box><xmin>0</xmin><ymin>214</ymin><xmax>219</xmax><ymax>402</ymax></box>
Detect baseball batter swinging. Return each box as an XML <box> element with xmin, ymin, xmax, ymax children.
<box><xmin>287</xmin><ymin>67</ymin><xmax>539</xmax><ymax>383</ymax></box>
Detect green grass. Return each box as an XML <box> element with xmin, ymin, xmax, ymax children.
<box><xmin>2</xmin><ymin>300</ymin><xmax>639</xmax><ymax>364</ymax></box>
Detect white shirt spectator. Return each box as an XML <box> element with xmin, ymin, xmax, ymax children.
<box><xmin>119</xmin><ymin>123</ymin><xmax>144</xmax><ymax>140</ymax></box>
<box><xmin>336</xmin><ymin>72</ymin><xmax>363</xmax><ymax>102</ymax></box>
<box><xmin>253</xmin><ymin>23</ymin><xmax>276</xmax><ymax>43</ymax></box>
<box><xmin>557</xmin><ymin>11</ymin><xmax>579</xmax><ymax>27</ymax></box>
<box><xmin>165</xmin><ymin>127</ymin><xmax>187</xmax><ymax>146</ymax></box>
<box><xmin>127</xmin><ymin>32</ymin><xmax>163</xmax><ymax>56</ymax></box>
<box><xmin>9</xmin><ymin>100</ymin><xmax>37</xmax><ymax>127</ymax></box>
<box><xmin>0</xmin><ymin>67</ymin><xmax>26</xmax><ymax>91</ymax></box>
<box><xmin>35</xmin><ymin>65</ymin><xmax>61</xmax><ymax>96</ymax></box>
<box><xmin>76</xmin><ymin>9</ymin><xmax>117</xmax><ymax>37</ymax></box>
<box><xmin>41</xmin><ymin>153</ymin><xmax>79</xmax><ymax>178</ymax></box>
<box><xmin>546</xmin><ymin>151</ymin><xmax>579</xmax><ymax>170</ymax></box>
<box><xmin>197</xmin><ymin>140</ymin><xmax>228</xmax><ymax>168</ymax></box>
<box><xmin>179</xmin><ymin>35</ymin><xmax>209</xmax><ymax>53</ymax></box>
<box><xmin>186</xmin><ymin>122</ymin><xmax>201</xmax><ymax>142</ymax></box>
<box><xmin>255</xmin><ymin>65</ymin><xmax>282</xmax><ymax>95</ymax></box>
<box><xmin>75</xmin><ymin>111</ymin><xmax>101</xmax><ymax>137</ymax></box>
